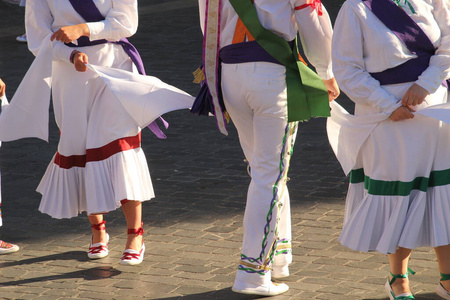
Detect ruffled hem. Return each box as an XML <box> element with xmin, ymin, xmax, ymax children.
<box><xmin>339</xmin><ymin>182</ymin><xmax>450</xmax><ymax>254</ymax></box>
<box><xmin>37</xmin><ymin>148</ymin><xmax>154</xmax><ymax>219</ymax></box>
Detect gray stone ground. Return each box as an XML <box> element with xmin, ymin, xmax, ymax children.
<box><xmin>0</xmin><ymin>0</ymin><xmax>444</xmax><ymax>299</ymax></box>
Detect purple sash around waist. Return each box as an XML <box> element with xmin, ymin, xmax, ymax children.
<box><xmin>363</xmin><ymin>0</ymin><xmax>449</xmax><ymax>89</ymax></box>
<box><xmin>67</xmin><ymin>0</ymin><xmax>145</xmax><ymax>76</ymax></box>
<box><xmin>220</xmin><ymin>41</ymin><xmax>285</xmax><ymax>65</ymax></box>
<box><xmin>191</xmin><ymin>40</ymin><xmax>294</xmax><ymax>116</ymax></box>
<box><xmin>220</xmin><ymin>40</ymin><xmax>295</xmax><ymax>64</ymax></box>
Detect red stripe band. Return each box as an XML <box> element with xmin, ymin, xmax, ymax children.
<box><xmin>294</xmin><ymin>4</ymin><xmax>309</xmax><ymax>10</ymax></box>
<box><xmin>295</xmin><ymin>0</ymin><xmax>323</xmax><ymax>15</ymax></box>
<box><xmin>54</xmin><ymin>133</ymin><xmax>142</xmax><ymax>169</ymax></box>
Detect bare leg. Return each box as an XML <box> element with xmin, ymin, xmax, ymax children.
<box><xmin>435</xmin><ymin>245</ymin><xmax>450</xmax><ymax>291</ymax></box>
<box><xmin>388</xmin><ymin>247</ymin><xmax>413</xmax><ymax>296</ymax></box>
<box><xmin>88</xmin><ymin>214</ymin><xmax>107</xmax><ymax>244</ymax></box>
<box><xmin>121</xmin><ymin>200</ymin><xmax>143</xmax><ymax>251</ymax></box>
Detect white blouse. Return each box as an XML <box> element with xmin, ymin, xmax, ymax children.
<box><xmin>198</xmin><ymin>0</ymin><xmax>334</xmax><ymax>80</ymax></box>
<box><xmin>25</xmin><ymin>0</ymin><xmax>138</xmax><ymax>62</ymax></box>
<box><xmin>332</xmin><ymin>0</ymin><xmax>450</xmax><ymax>114</ymax></box>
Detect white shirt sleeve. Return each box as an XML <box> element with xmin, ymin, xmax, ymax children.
<box><xmin>416</xmin><ymin>0</ymin><xmax>450</xmax><ymax>93</ymax></box>
<box><xmin>25</xmin><ymin>0</ymin><xmax>72</xmax><ymax>62</ymax></box>
<box><xmin>291</xmin><ymin>0</ymin><xmax>334</xmax><ymax>80</ymax></box>
<box><xmin>86</xmin><ymin>0</ymin><xmax>138</xmax><ymax>42</ymax></box>
<box><xmin>331</xmin><ymin>2</ymin><xmax>401</xmax><ymax>114</ymax></box>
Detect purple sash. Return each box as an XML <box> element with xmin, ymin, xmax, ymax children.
<box><xmin>219</xmin><ymin>40</ymin><xmax>294</xmax><ymax>65</ymax></box>
<box><xmin>67</xmin><ymin>0</ymin><xmax>145</xmax><ymax>75</ymax></box>
<box><xmin>68</xmin><ymin>0</ymin><xmax>168</xmax><ymax>138</ymax></box>
<box><xmin>363</xmin><ymin>0</ymin><xmax>449</xmax><ymax>89</ymax></box>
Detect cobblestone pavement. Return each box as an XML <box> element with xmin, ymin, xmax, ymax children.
<box><xmin>0</xmin><ymin>1</ymin><xmax>444</xmax><ymax>299</ymax></box>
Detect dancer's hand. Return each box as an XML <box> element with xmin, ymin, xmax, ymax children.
<box><xmin>51</xmin><ymin>24</ymin><xmax>90</xmax><ymax>44</ymax></box>
<box><xmin>389</xmin><ymin>105</ymin><xmax>414</xmax><ymax>121</ymax></box>
<box><xmin>401</xmin><ymin>83</ymin><xmax>429</xmax><ymax>107</ymax></box>
<box><xmin>0</xmin><ymin>78</ymin><xmax>5</xmax><ymax>98</ymax></box>
<box><xmin>323</xmin><ymin>77</ymin><xmax>340</xmax><ymax>102</ymax></box>
<box><xmin>73</xmin><ymin>52</ymin><xmax>89</xmax><ymax>72</ymax></box>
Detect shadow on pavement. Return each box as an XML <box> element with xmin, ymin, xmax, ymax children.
<box><xmin>0</xmin><ymin>250</ymin><xmax>88</xmax><ymax>268</ymax></box>
<box><xmin>157</xmin><ymin>287</ymin><xmax>264</xmax><ymax>300</ymax></box>
<box><xmin>0</xmin><ymin>265</ymin><xmax>121</xmax><ymax>286</ymax></box>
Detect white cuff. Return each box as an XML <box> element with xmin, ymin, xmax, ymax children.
<box><xmin>86</xmin><ymin>22</ymin><xmax>106</xmax><ymax>41</ymax></box>
<box><xmin>416</xmin><ymin>65</ymin><xmax>447</xmax><ymax>94</ymax></box>
<box><xmin>316</xmin><ymin>65</ymin><xmax>334</xmax><ymax>80</ymax></box>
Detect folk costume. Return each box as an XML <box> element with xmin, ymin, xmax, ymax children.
<box><xmin>197</xmin><ymin>0</ymin><xmax>334</xmax><ymax>294</ymax></box>
<box><xmin>328</xmin><ymin>0</ymin><xmax>450</xmax><ymax>255</ymax></box>
<box><xmin>0</xmin><ymin>0</ymin><xmax>193</xmax><ymax>219</ymax></box>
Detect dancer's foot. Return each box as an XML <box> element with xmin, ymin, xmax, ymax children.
<box><xmin>232</xmin><ymin>279</ymin><xmax>289</xmax><ymax>296</ymax></box>
<box><xmin>437</xmin><ymin>273</ymin><xmax>450</xmax><ymax>299</ymax></box>
<box><xmin>88</xmin><ymin>220</ymin><xmax>109</xmax><ymax>259</ymax></box>
<box><xmin>0</xmin><ymin>240</ymin><xmax>19</xmax><ymax>254</ymax></box>
<box><xmin>385</xmin><ymin>270</ymin><xmax>415</xmax><ymax>300</ymax></box>
<box><xmin>272</xmin><ymin>265</ymin><xmax>289</xmax><ymax>279</ymax></box>
<box><xmin>121</xmin><ymin>224</ymin><xmax>144</xmax><ymax>265</ymax></box>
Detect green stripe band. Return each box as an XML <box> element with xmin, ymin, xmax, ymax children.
<box><xmin>350</xmin><ymin>168</ymin><xmax>450</xmax><ymax>196</ymax></box>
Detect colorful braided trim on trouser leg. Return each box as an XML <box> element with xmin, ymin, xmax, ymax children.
<box><xmin>275</xmin><ymin>239</ymin><xmax>292</xmax><ymax>256</ymax></box>
<box><xmin>238</xmin><ymin>122</ymin><xmax>298</xmax><ymax>275</ymax></box>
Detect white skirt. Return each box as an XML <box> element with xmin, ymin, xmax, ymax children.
<box><xmin>37</xmin><ymin>147</ymin><xmax>154</xmax><ymax>219</ymax></box>
<box><xmin>330</xmin><ymin>84</ymin><xmax>450</xmax><ymax>254</ymax></box>
<box><xmin>37</xmin><ymin>44</ymin><xmax>155</xmax><ymax>219</ymax></box>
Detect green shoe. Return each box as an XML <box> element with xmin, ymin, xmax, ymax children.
<box><xmin>384</xmin><ymin>268</ymin><xmax>415</xmax><ymax>300</ymax></box>
<box><xmin>437</xmin><ymin>273</ymin><xmax>450</xmax><ymax>299</ymax></box>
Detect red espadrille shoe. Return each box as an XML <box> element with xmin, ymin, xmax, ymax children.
<box><xmin>121</xmin><ymin>225</ymin><xmax>145</xmax><ymax>265</ymax></box>
<box><xmin>0</xmin><ymin>240</ymin><xmax>19</xmax><ymax>254</ymax></box>
<box><xmin>88</xmin><ymin>220</ymin><xmax>109</xmax><ymax>259</ymax></box>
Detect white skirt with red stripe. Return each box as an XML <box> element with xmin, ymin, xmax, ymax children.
<box><xmin>36</xmin><ymin>43</ymin><xmax>155</xmax><ymax>219</ymax></box>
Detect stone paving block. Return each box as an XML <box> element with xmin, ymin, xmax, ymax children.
<box><xmin>299</xmin><ymin>232</ymin><xmax>336</xmax><ymax>242</ymax></box>
<box><xmin>299</xmin><ymin>240</ymin><xmax>335</xmax><ymax>250</ymax></box>
<box><xmin>173</xmin><ymin>271</ymin><xmax>216</xmax><ymax>281</ymax></box>
<box><xmin>173</xmin><ymin>265</ymin><xmax>211</xmax><ymax>274</ymax></box>
<box><xmin>210</xmin><ymin>266</ymin><xmax>235</xmax><ymax>276</ymax></box>
<box><xmin>346</xmin><ymin>261</ymin><xmax>385</xmax><ymax>270</ymax></box>
<box><xmin>172</xmin><ymin>284</ymin><xmax>215</xmax><ymax>295</ymax></box>
<box><xmin>204</xmin><ymin>240</ymin><xmax>241</xmax><ymax>249</ymax></box>
<box><xmin>177</xmin><ymin>244</ymin><xmax>218</xmax><ymax>255</ymax></box>
<box><xmin>212</xmin><ymin>247</ymin><xmax>241</xmax><ymax>256</ymax></box>
<box><xmin>209</xmin><ymin>274</ymin><xmax>235</xmax><ymax>283</ymax></box>
<box><xmin>201</xmin><ymin>231</ymin><xmax>236</xmax><ymax>241</ymax></box>
<box><xmin>299</xmin><ymin>219</ymin><xmax>337</xmax><ymax>229</ymax></box>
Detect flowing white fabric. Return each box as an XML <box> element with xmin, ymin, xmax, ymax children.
<box><xmin>328</xmin><ymin>98</ymin><xmax>450</xmax><ymax>175</ymax></box>
<box><xmin>87</xmin><ymin>65</ymin><xmax>194</xmax><ymax>129</ymax></box>
<box><xmin>0</xmin><ymin>36</ymin><xmax>52</xmax><ymax>142</ymax></box>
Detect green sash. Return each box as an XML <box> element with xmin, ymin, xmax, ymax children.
<box><xmin>229</xmin><ymin>0</ymin><xmax>330</xmax><ymax>122</ymax></box>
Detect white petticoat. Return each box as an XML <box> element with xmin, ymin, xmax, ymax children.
<box><xmin>37</xmin><ymin>147</ymin><xmax>154</xmax><ymax>219</ymax></box>
<box><xmin>339</xmin><ymin>184</ymin><xmax>450</xmax><ymax>254</ymax></box>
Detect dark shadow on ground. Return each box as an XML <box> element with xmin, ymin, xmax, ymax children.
<box><xmin>0</xmin><ymin>265</ymin><xmax>120</xmax><ymax>286</ymax></box>
<box><xmin>157</xmin><ymin>287</ymin><xmax>271</xmax><ymax>300</ymax></box>
<box><xmin>0</xmin><ymin>250</ymin><xmax>88</xmax><ymax>268</ymax></box>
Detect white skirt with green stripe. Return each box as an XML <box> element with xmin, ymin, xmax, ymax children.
<box><xmin>330</xmin><ymin>85</ymin><xmax>450</xmax><ymax>254</ymax></box>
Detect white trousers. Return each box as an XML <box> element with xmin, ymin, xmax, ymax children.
<box><xmin>221</xmin><ymin>62</ymin><xmax>297</xmax><ymax>284</ymax></box>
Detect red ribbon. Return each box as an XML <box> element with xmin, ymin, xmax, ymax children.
<box><xmin>89</xmin><ymin>244</ymin><xmax>107</xmax><ymax>254</ymax></box>
<box><xmin>294</xmin><ymin>0</ymin><xmax>323</xmax><ymax>16</ymax></box>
